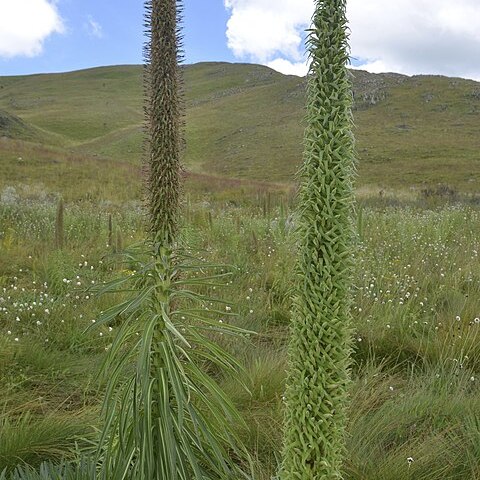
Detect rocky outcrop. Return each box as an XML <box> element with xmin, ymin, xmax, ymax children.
<box><xmin>0</xmin><ymin>110</ymin><xmax>35</xmax><ymax>139</ymax></box>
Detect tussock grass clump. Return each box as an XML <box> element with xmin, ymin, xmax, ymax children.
<box><xmin>0</xmin><ymin>458</ymin><xmax>97</xmax><ymax>480</ymax></box>
<box><xmin>0</xmin><ymin>411</ymin><xmax>93</xmax><ymax>473</ymax></box>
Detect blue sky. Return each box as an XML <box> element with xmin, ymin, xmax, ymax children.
<box><xmin>0</xmin><ymin>0</ymin><xmax>479</xmax><ymax>79</ymax></box>
<box><xmin>0</xmin><ymin>1</ymin><xmax>236</xmax><ymax>75</ymax></box>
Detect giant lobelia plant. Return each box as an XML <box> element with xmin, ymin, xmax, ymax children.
<box><xmin>280</xmin><ymin>0</ymin><xmax>356</xmax><ymax>479</ymax></box>
<box><xmin>93</xmin><ymin>1</ymin><xmax>250</xmax><ymax>478</ymax></box>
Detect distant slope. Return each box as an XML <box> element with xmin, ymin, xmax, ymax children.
<box><xmin>1</xmin><ymin>62</ymin><xmax>479</xmax><ymax>194</ymax></box>
<box><xmin>0</xmin><ymin>66</ymin><xmax>143</xmax><ymax>144</ymax></box>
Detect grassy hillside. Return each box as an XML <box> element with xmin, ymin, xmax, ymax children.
<box><xmin>1</xmin><ymin>62</ymin><xmax>479</xmax><ymax>199</ymax></box>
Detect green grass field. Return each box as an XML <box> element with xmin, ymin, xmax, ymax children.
<box><xmin>2</xmin><ymin>63</ymin><xmax>480</xmax><ymax>478</ymax></box>
<box><xmin>2</xmin><ymin>190</ymin><xmax>480</xmax><ymax>478</ymax></box>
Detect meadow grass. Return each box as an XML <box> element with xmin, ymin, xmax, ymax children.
<box><xmin>2</xmin><ymin>185</ymin><xmax>480</xmax><ymax>478</ymax></box>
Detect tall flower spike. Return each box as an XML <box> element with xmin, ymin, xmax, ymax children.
<box><xmin>280</xmin><ymin>0</ymin><xmax>356</xmax><ymax>478</ymax></box>
<box><xmin>95</xmin><ymin>2</ymin><xmax>250</xmax><ymax>479</ymax></box>
<box><xmin>144</xmin><ymin>0</ymin><xmax>183</xmax><ymax>246</ymax></box>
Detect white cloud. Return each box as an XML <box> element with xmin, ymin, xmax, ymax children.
<box><xmin>85</xmin><ymin>15</ymin><xmax>103</xmax><ymax>39</ymax></box>
<box><xmin>224</xmin><ymin>0</ymin><xmax>480</xmax><ymax>80</ymax></box>
<box><xmin>224</xmin><ymin>0</ymin><xmax>312</xmax><ymax>72</ymax></box>
<box><xmin>348</xmin><ymin>0</ymin><xmax>480</xmax><ymax>80</ymax></box>
<box><xmin>350</xmin><ymin>60</ymin><xmax>400</xmax><ymax>75</ymax></box>
<box><xmin>0</xmin><ymin>0</ymin><xmax>64</xmax><ymax>58</ymax></box>
<box><xmin>267</xmin><ymin>58</ymin><xmax>309</xmax><ymax>77</ymax></box>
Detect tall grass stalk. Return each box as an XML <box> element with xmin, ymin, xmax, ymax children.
<box><xmin>55</xmin><ymin>198</ymin><xmax>64</xmax><ymax>250</ymax></box>
<box><xmin>108</xmin><ymin>214</ymin><xmax>113</xmax><ymax>249</ymax></box>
